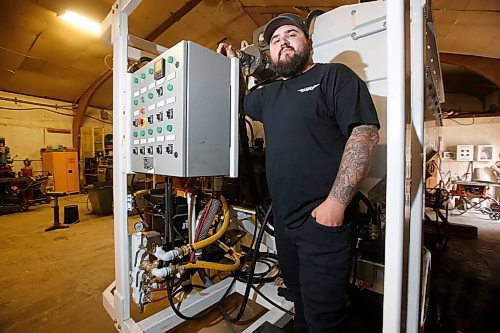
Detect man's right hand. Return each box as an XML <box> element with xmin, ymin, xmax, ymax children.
<box><xmin>217</xmin><ymin>43</ymin><xmax>236</xmax><ymax>58</ymax></box>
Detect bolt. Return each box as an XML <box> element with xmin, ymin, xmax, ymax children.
<box><xmin>351</xmin><ymin>10</ymin><xmax>356</xmax><ymax>15</ymax></box>
<box><xmin>351</xmin><ymin>32</ymin><xmax>357</xmax><ymax>39</ymax></box>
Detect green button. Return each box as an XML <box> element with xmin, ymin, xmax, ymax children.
<box><xmin>149</xmin><ymin>68</ymin><xmax>154</xmax><ymax>74</ymax></box>
<box><xmin>133</xmin><ymin>100</ymin><xmax>138</xmax><ymax>106</ymax></box>
<box><xmin>166</xmin><ymin>124</ymin><xmax>173</xmax><ymax>132</ymax></box>
<box><xmin>133</xmin><ymin>132</ymin><xmax>138</xmax><ymax>137</ymax></box>
<box><xmin>157</xmin><ymin>127</ymin><xmax>162</xmax><ymax>133</ymax></box>
<box><xmin>167</xmin><ymin>56</ymin><xmax>174</xmax><ymax>63</ymax></box>
<box><xmin>148</xmin><ymin>92</ymin><xmax>154</xmax><ymax>99</ymax></box>
<box><xmin>134</xmin><ymin>78</ymin><xmax>139</xmax><ymax>83</ymax></box>
<box><xmin>167</xmin><ymin>84</ymin><xmax>173</xmax><ymax>91</ymax></box>
<box><xmin>148</xmin><ymin>129</ymin><xmax>153</xmax><ymax>135</ymax></box>
<box><xmin>140</xmin><ymin>131</ymin><xmax>145</xmax><ymax>137</ymax></box>
<box><xmin>141</xmin><ymin>97</ymin><xmax>145</xmax><ymax>103</ymax></box>
<box><xmin>141</xmin><ymin>73</ymin><xmax>146</xmax><ymax>79</ymax></box>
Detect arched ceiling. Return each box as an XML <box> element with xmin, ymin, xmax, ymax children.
<box><xmin>0</xmin><ymin>0</ymin><xmax>498</xmax><ymax>114</ymax></box>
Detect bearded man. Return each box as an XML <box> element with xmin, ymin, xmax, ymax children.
<box><xmin>218</xmin><ymin>13</ymin><xmax>380</xmax><ymax>333</ymax></box>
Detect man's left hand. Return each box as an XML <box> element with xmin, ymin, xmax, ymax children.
<box><xmin>311</xmin><ymin>196</ymin><xmax>346</xmax><ymax>227</ymax></box>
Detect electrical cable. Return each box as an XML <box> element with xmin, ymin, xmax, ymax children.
<box><xmin>248</xmin><ymin>283</ymin><xmax>294</xmax><ymax>316</ymax></box>
<box><xmin>229</xmin><ymin>204</ymin><xmax>272</xmax><ymax>323</ymax></box>
<box><xmin>165</xmin><ymin>275</ymin><xmax>237</xmax><ymax>320</ymax></box>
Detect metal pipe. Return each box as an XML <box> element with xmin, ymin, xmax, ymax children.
<box><xmin>383</xmin><ymin>0</ymin><xmax>407</xmax><ymax>332</ymax></box>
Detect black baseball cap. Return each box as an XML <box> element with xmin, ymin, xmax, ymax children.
<box><xmin>263</xmin><ymin>13</ymin><xmax>308</xmax><ymax>45</ymax></box>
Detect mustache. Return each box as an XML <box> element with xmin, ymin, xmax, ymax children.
<box><xmin>279</xmin><ymin>46</ymin><xmax>295</xmax><ymax>58</ymax></box>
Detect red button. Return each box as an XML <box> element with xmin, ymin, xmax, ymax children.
<box><xmin>140</xmin><ymin>108</ymin><xmax>145</xmax><ymax>114</ymax></box>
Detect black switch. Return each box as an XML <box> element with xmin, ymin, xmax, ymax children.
<box><xmin>132</xmin><ymin>147</ymin><xmax>138</xmax><ymax>155</ymax></box>
<box><xmin>156</xmin><ymin>112</ymin><xmax>163</xmax><ymax>122</ymax></box>
<box><xmin>156</xmin><ymin>145</ymin><xmax>162</xmax><ymax>154</ymax></box>
<box><xmin>147</xmin><ymin>146</ymin><xmax>154</xmax><ymax>155</ymax></box>
<box><xmin>166</xmin><ymin>109</ymin><xmax>173</xmax><ymax>119</ymax></box>
<box><xmin>166</xmin><ymin>144</ymin><xmax>173</xmax><ymax>154</ymax></box>
<box><xmin>156</xmin><ymin>87</ymin><xmax>163</xmax><ymax>97</ymax></box>
<box><xmin>139</xmin><ymin>147</ymin><xmax>145</xmax><ymax>155</ymax></box>
<box><xmin>148</xmin><ymin>115</ymin><xmax>154</xmax><ymax>124</ymax></box>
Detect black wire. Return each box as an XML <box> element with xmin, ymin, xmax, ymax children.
<box><xmin>166</xmin><ymin>276</ymin><xmax>237</xmax><ymax>320</ymax></box>
<box><xmin>236</xmin><ymin>252</ymin><xmax>279</xmax><ymax>284</ymax></box>
<box><xmin>229</xmin><ymin>204</ymin><xmax>273</xmax><ymax>323</ymax></box>
<box><xmin>249</xmin><ymin>283</ymin><xmax>295</xmax><ymax>316</ymax></box>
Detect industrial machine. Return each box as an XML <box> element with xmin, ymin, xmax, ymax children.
<box><xmin>103</xmin><ymin>1</ymin><xmax>439</xmax><ymax>332</ymax></box>
<box><xmin>0</xmin><ymin>138</ymin><xmax>50</xmax><ymax>214</ymax></box>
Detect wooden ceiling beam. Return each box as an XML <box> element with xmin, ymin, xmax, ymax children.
<box><xmin>145</xmin><ymin>0</ymin><xmax>203</xmax><ymax>41</ymax></box>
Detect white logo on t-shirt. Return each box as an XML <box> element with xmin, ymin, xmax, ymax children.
<box><xmin>297</xmin><ymin>83</ymin><xmax>320</xmax><ymax>93</ymax></box>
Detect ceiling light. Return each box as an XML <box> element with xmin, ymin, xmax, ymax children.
<box><xmin>59</xmin><ymin>11</ymin><xmax>101</xmax><ymax>35</ymax></box>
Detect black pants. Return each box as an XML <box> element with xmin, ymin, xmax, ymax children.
<box><xmin>275</xmin><ymin>215</ymin><xmax>352</xmax><ymax>333</ymax></box>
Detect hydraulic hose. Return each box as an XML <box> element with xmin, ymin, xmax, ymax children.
<box><xmin>230</xmin><ymin>204</ymin><xmax>272</xmax><ymax>323</ymax></box>
<box><xmin>191</xmin><ymin>195</ymin><xmax>229</xmax><ymax>250</ymax></box>
<box><xmin>183</xmin><ymin>248</ymin><xmax>241</xmax><ymax>272</ymax></box>
<box><xmin>155</xmin><ymin>195</ymin><xmax>230</xmax><ymax>262</ymax></box>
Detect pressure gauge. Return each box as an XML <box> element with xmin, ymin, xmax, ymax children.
<box><xmin>134</xmin><ymin>221</ymin><xmax>144</xmax><ymax>232</ymax></box>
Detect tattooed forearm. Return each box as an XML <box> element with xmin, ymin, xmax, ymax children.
<box><xmin>329</xmin><ymin>125</ymin><xmax>379</xmax><ymax>205</ymax></box>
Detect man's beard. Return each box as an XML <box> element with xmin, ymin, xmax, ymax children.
<box><xmin>271</xmin><ymin>43</ymin><xmax>312</xmax><ymax>79</ymax></box>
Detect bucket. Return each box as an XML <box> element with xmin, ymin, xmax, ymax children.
<box><xmin>64</xmin><ymin>205</ymin><xmax>80</xmax><ymax>224</ymax></box>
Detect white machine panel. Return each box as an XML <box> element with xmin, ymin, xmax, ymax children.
<box><xmin>313</xmin><ymin>1</ymin><xmax>387</xmax><ymax>182</ymax></box>
<box><xmin>130</xmin><ymin>40</ymin><xmax>232</xmax><ymax>177</ymax></box>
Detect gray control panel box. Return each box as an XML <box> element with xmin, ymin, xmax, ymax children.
<box><xmin>130</xmin><ymin>41</ymin><xmax>231</xmax><ymax>177</ymax></box>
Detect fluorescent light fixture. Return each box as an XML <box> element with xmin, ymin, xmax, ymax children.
<box><xmin>59</xmin><ymin>11</ymin><xmax>100</xmax><ymax>34</ymax></box>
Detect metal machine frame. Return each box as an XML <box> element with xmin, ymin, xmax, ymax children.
<box><xmin>101</xmin><ymin>0</ymin><xmax>433</xmax><ymax>332</ymax></box>
<box><xmin>101</xmin><ymin>1</ymin><xmax>291</xmax><ymax>332</ymax></box>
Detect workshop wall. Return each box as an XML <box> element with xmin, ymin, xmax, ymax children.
<box><xmin>425</xmin><ymin>116</ymin><xmax>500</xmax><ymax>192</ymax></box>
<box><xmin>0</xmin><ymin>91</ymin><xmax>112</xmax><ymax>174</ymax></box>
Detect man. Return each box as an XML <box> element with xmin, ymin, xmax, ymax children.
<box><xmin>218</xmin><ymin>13</ymin><xmax>380</xmax><ymax>333</ymax></box>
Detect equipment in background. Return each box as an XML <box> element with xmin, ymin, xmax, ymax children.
<box><xmin>41</xmin><ymin>151</ymin><xmax>79</xmax><ymax>194</ymax></box>
<box><xmin>44</xmin><ymin>191</ymin><xmax>69</xmax><ymax>232</ymax></box>
<box><xmin>0</xmin><ymin>137</ymin><xmax>14</xmax><ymax>178</ymax></box>
<box><xmin>20</xmin><ymin>158</ymin><xmax>33</xmax><ymax>177</ymax></box>
<box><xmin>0</xmin><ymin>138</ymin><xmax>49</xmax><ymax>214</ymax></box>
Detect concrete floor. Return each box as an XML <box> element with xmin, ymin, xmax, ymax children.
<box><xmin>425</xmin><ymin>209</ymin><xmax>500</xmax><ymax>333</ymax></box>
<box><xmin>0</xmin><ymin>195</ymin><xmax>498</xmax><ymax>332</ymax></box>
<box><xmin>0</xmin><ymin>194</ymin><xmax>278</xmax><ymax>333</ymax></box>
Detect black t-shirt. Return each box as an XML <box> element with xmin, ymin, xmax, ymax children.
<box><xmin>244</xmin><ymin>63</ymin><xmax>380</xmax><ymax>228</ymax></box>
